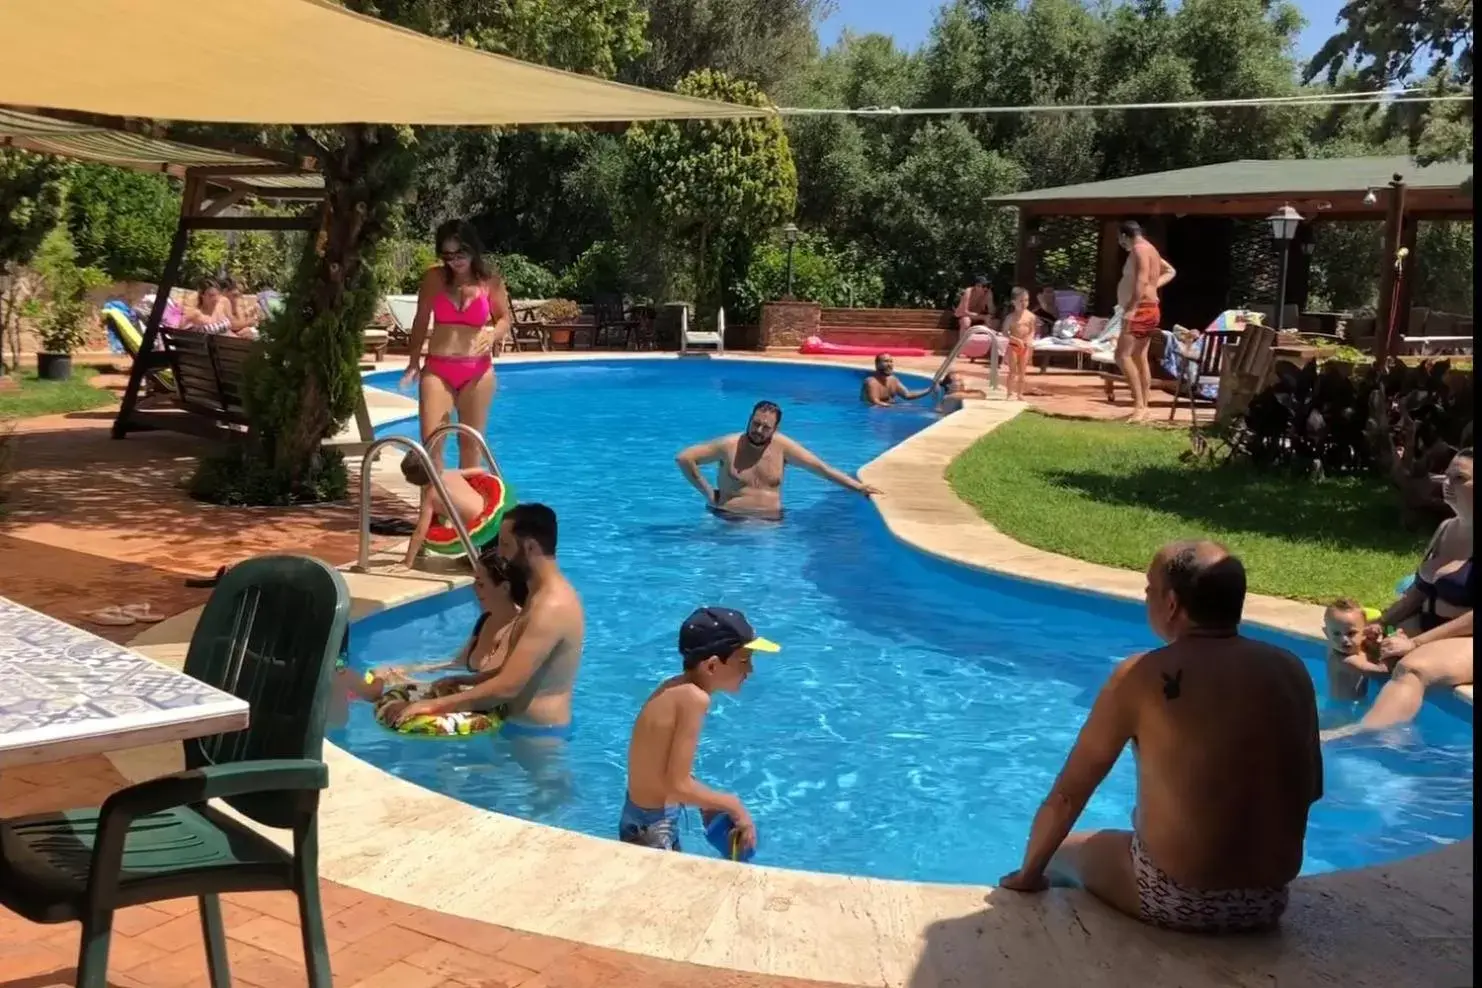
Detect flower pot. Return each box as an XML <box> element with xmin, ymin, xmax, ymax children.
<box><xmin>36</xmin><ymin>352</ymin><xmax>73</xmax><ymax>382</ymax></box>
<box><xmin>548</xmin><ymin>328</ymin><xmax>572</xmax><ymax>347</ymax></box>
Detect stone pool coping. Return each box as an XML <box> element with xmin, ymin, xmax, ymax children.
<box><xmin>113</xmin><ymin>353</ymin><xmax>1469</xmax><ymax>988</ymax></box>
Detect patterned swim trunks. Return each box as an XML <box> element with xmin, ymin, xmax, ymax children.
<box><xmin>618</xmin><ymin>798</ymin><xmax>682</xmax><ymax>851</ymax></box>
<box><xmin>1131</xmin><ymin>833</ymin><xmax>1289</xmax><ymax>934</ymax></box>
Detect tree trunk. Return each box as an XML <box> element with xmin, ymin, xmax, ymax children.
<box><xmin>256</xmin><ymin>125</ymin><xmax>414</xmax><ymax>486</ymax></box>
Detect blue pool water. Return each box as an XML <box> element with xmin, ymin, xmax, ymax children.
<box><xmin>336</xmin><ymin>358</ymin><xmax>1474</xmax><ymax>885</ymax></box>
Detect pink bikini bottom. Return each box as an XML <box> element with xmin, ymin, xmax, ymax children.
<box><xmin>423</xmin><ymin>354</ymin><xmax>492</xmax><ymax>393</ymax></box>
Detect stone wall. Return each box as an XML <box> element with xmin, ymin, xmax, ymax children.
<box><xmin>759</xmin><ymin>301</ymin><xmax>821</xmax><ymax>348</ymax></box>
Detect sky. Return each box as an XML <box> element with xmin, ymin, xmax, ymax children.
<box><xmin>818</xmin><ymin>0</ymin><xmax>1345</xmax><ymax>59</ymax></box>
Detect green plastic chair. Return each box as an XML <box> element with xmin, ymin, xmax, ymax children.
<box><xmin>0</xmin><ymin>555</ymin><xmax>350</xmax><ymax>988</ymax></box>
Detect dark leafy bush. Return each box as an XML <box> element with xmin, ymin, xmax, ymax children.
<box><xmin>189</xmin><ymin>444</ymin><xmax>348</xmax><ymax>506</ymax></box>
<box><xmin>368</xmin><ymin>236</ymin><xmax>437</xmax><ymax>295</ymax></box>
<box><xmin>32</xmin><ymin>228</ymin><xmax>109</xmax><ymax>355</ymax></box>
<box><xmin>1201</xmin><ymin>357</ymin><xmax>1473</xmax><ymax>526</ymax></box>
<box><xmin>556</xmin><ymin>240</ymin><xmax>629</xmax><ymax>301</ymax></box>
<box><xmin>495</xmin><ymin>253</ymin><xmax>559</xmax><ymax>299</ymax></box>
<box><xmin>732</xmin><ymin>232</ymin><xmax>885</xmax><ymax>322</ymax></box>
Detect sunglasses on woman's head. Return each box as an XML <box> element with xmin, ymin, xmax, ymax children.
<box><xmin>440</xmin><ymin>249</ymin><xmax>470</xmax><ymax>262</ymax></box>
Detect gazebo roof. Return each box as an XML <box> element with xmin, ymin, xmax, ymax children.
<box><xmin>987</xmin><ymin>156</ymin><xmax>1473</xmax><ymax>219</ymax></box>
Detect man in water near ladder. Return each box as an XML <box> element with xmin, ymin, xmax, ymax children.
<box><xmin>861</xmin><ymin>353</ymin><xmax>935</xmax><ymax>406</ymax></box>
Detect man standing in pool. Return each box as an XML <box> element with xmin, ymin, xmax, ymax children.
<box><xmin>675</xmin><ymin>400</ymin><xmax>881</xmax><ymax>521</ymax></box>
<box><xmin>393</xmin><ymin>503</ymin><xmax>584</xmax><ymax>741</ymax></box>
<box><xmin>999</xmin><ymin>541</ymin><xmax>1322</xmax><ymax>935</ymax></box>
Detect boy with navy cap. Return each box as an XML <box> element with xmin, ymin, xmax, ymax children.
<box><xmin>620</xmin><ymin>607</ymin><xmax>780</xmax><ymax>853</ymax></box>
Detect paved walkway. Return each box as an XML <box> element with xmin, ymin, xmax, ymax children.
<box><xmin>0</xmin><ymin>757</ymin><xmax>844</xmax><ymax>988</ymax></box>
<box><xmin>0</xmin><ymin>390</ymin><xmax>848</xmax><ymax>988</ymax></box>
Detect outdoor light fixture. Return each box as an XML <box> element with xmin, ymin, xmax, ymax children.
<box><xmin>782</xmin><ymin>222</ymin><xmax>801</xmax><ymax>298</ymax></box>
<box><xmin>1267</xmin><ymin>203</ymin><xmax>1303</xmax><ymax>242</ymax></box>
<box><xmin>1266</xmin><ymin>204</ymin><xmax>1304</xmax><ymax>332</ymax></box>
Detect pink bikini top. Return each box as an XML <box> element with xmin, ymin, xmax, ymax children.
<box><xmin>431</xmin><ymin>286</ymin><xmax>491</xmax><ymax>327</ymax></box>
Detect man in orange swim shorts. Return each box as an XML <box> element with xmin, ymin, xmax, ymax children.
<box><xmin>1113</xmin><ymin>220</ymin><xmax>1176</xmax><ymax>422</ymax></box>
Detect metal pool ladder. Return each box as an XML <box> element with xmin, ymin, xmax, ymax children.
<box><xmin>354</xmin><ymin>423</ymin><xmax>501</xmax><ymax>572</ymax></box>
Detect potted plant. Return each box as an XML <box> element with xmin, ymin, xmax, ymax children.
<box><xmin>537</xmin><ymin>298</ymin><xmax>582</xmax><ymax>347</ymax></box>
<box><xmin>33</xmin><ymin>229</ymin><xmax>107</xmax><ymax>381</ymax></box>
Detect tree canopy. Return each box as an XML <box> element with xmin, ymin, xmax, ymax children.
<box><xmin>7</xmin><ymin>0</ymin><xmax>1472</xmax><ymax>496</ymax></box>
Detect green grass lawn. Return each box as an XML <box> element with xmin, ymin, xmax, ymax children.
<box><xmin>0</xmin><ymin>369</ymin><xmax>116</xmax><ymax>421</ymax></box>
<box><xmin>946</xmin><ymin>412</ymin><xmax>1425</xmax><ymax>608</ymax></box>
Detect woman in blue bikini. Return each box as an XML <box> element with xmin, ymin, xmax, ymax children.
<box><xmin>1354</xmin><ymin>447</ymin><xmax>1473</xmax><ymax>731</ymax></box>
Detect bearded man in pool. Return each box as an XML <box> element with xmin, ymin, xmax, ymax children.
<box><xmin>675</xmin><ymin>400</ymin><xmax>881</xmax><ymax>521</ymax></box>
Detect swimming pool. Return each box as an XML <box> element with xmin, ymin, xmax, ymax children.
<box><xmin>338</xmin><ymin>357</ymin><xmax>1474</xmax><ymax>886</ymax></box>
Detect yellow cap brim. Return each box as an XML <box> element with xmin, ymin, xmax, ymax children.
<box><xmin>746</xmin><ymin>637</ymin><xmax>781</xmax><ymax>653</ymax></box>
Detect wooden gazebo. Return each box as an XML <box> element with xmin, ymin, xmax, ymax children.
<box><xmin>0</xmin><ymin>107</ymin><xmax>327</xmax><ymax>439</ymax></box>
<box><xmin>987</xmin><ymin>156</ymin><xmax>1474</xmax><ymax>362</ymax></box>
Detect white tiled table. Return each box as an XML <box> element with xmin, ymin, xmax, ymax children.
<box><xmin>0</xmin><ymin>597</ymin><xmax>249</xmax><ymax>769</ymax></box>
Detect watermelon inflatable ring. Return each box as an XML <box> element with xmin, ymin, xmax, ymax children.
<box><xmin>425</xmin><ymin>471</ymin><xmax>513</xmax><ymax>556</ymax></box>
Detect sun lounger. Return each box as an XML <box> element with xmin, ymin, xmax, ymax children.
<box><xmin>678</xmin><ymin>303</ymin><xmax>723</xmax><ymax>354</ymax></box>
<box><xmin>384</xmin><ymin>294</ymin><xmax>419</xmax><ymax>349</ymax></box>
<box><xmin>100</xmin><ymin>302</ymin><xmax>175</xmax><ymax>395</ymax></box>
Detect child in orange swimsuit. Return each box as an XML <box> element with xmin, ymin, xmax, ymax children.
<box><xmin>1002</xmin><ymin>287</ymin><xmax>1037</xmax><ymax>401</ymax></box>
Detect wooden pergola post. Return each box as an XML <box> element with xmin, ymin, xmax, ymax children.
<box><xmin>1013</xmin><ymin>211</ymin><xmax>1037</xmax><ymax>293</ymax></box>
<box><xmin>111</xmin><ymin>168</ymin><xmax>325</xmax><ymax>440</ymax></box>
<box><xmin>1374</xmin><ymin>175</ymin><xmax>1408</xmax><ymax>368</ymax></box>
<box><xmin>1094</xmin><ymin>219</ymin><xmax>1121</xmax><ymax>314</ymax></box>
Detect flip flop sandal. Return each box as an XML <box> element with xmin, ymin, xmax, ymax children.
<box><xmin>369</xmin><ymin>517</ymin><xmax>417</xmax><ymax>536</ymax></box>
<box><xmin>85</xmin><ymin>606</ymin><xmax>136</xmax><ymax>627</ymax></box>
<box><xmin>121</xmin><ymin>603</ymin><xmax>165</xmax><ymax>623</ymax></box>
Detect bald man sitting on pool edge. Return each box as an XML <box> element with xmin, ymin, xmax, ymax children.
<box><xmin>999</xmin><ymin>541</ymin><xmax>1322</xmax><ymax>935</ymax></box>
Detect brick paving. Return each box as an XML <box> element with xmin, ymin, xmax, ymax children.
<box><xmin>0</xmin><ymin>758</ymin><xmax>846</xmax><ymax>988</ymax></box>
<box><xmin>0</xmin><ymin>377</ymin><xmax>850</xmax><ymax>987</ymax></box>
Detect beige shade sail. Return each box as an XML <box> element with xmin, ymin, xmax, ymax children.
<box><xmin>0</xmin><ymin>0</ymin><xmax>769</xmax><ymax>126</ymax></box>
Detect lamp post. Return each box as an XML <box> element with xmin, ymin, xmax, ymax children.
<box><xmin>782</xmin><ymin>222</ymin><xmax>800</xmax><ymax>299</ymax></box>
<box><xmin>1266</xmin><ymin>204</ymin><xmax>1302</xmax><ymax>331</ymax></box>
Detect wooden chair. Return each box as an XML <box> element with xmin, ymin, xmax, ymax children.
<box><xmin>509</xmin><ymin>306</ymin><xmax>549</xmax><ymax>352</ymax></box>
<box><xmin>1168</xmin><ymin>329</ymin><xmax>1239</xmax><ymax>425</ymax></box>
<box><xmin>0</xmin><ymin>555</ymin><xmax>350</xmax><ymax>988</ymax></box>
<box><xmin>593</xmin><ymin>294</ymin><xmax>639</xmax><ymax>349</ymax></box>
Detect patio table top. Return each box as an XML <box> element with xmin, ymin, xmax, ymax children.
<box><xmin>0</xmin><ymin>597</ymin><xmax>248</xmax><ymax>770</ymax></box>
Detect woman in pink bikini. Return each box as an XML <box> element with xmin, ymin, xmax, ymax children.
<box><xmin>400</xmin><ymin>220</ymin><xmax>512</xmax><ymax>468</ymax></box>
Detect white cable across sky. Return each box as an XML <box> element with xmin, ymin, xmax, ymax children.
<box><xmin>775</xmin><ymin>87</ymin><xmax>1474</xmax><ymax>117</ymax></box>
